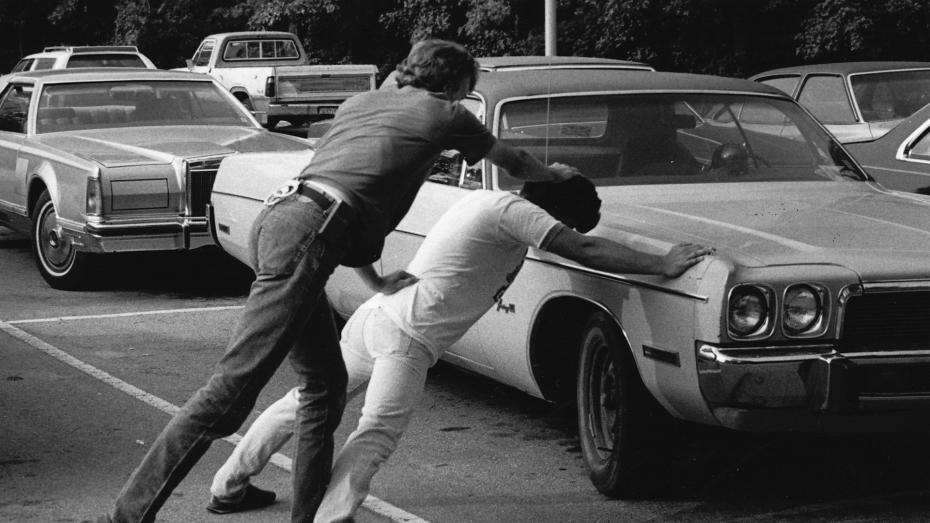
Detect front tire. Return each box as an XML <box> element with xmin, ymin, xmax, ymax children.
<box><xmin>31</xmin><ymin>190</ymin><xmax>95</xmax><ymax>290</ymax></box>
<box><xmin>576</xmin><ymin>311</ymin><xmax>663</xmax><ymax>498</ymax></box>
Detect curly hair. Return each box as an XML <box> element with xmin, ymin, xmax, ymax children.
<box><xmin>394</xmin><ymin>39</ymin><xmax>480</xmax><ymax>97</ymax></box>
<box><xmin>520</xmin><ymin>177</ymin><xmax>602</xmax><ymax>233</ymax></box>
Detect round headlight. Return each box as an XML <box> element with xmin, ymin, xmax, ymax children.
<box><xmin>728</xmin><ymin>286</ymin><xmax>769</xmax><ymax>336</ymax></box>
<box><xmin>784</xmin><ymin>284</ymin><xmax>821</xmax><ymax>334</ymax></box>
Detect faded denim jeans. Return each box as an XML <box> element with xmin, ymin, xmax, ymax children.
<box><xmin>109</xmin><ymin>192</ymin><xmax>349</xmax><ymax>523</ymax></box>
<box><xmin>209</xmin><ymin>306</ymin><xmax>435</xmax><ymax>523</ymax></box>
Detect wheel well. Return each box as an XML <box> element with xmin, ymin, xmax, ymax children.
<box><xmin>27</xmin><ymin>180</ymin><xmax>48</xmax><ymax>218</ymax></box>
<box><xmin>529</xmin><ymin>297</ymin><xmax>631</xmax><ymax>404</ymax></box>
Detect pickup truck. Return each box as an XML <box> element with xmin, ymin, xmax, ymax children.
<box><xmin>181</xmin><ymin>31</ymin><xmax>376</xmax><ymax>128</ymax></box>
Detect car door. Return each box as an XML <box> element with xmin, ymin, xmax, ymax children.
<box><xmin>796</xmin><ymin>74</ymin><xmax>870</xmax><ymax>143</ymax></box>
<box><xmin>0</xmin><ymin>81</ymin><xmax>33</xmax><ymax>216</ymax></box>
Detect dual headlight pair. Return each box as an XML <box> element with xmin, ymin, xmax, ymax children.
<box><xmin>728</xmin><ymin>283</ymin><xmax>827</xmax><ymax>338</ymax></box>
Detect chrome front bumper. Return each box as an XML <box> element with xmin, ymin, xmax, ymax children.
<box><xmin>697</xmin><ymin>343</ymin><xmax>930</xmax><ymax>432</ymax></box>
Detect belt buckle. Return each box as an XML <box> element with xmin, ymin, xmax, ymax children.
<box><xmin>264</xmin><ymin>179</ymin><xmax>301</xmax><ymax>207</ymax></box>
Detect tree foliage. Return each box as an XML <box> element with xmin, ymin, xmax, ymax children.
<box><xmin>1</xmin><ymin>0</ymin><xmax>929</xmax><ymax>79</ymax></box>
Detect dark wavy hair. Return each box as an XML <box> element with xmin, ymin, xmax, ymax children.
<box><xmin>394</xmin><ymin>39</ymin><xmax>480</xmax><ymax>97</ymax></box>
<box><xmin>520</xmin><ymin>177</ymin><xmax>602</xmax><ymax>233</ymax></box>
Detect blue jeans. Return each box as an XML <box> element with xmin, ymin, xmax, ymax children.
<box><xmin>109</xmin><ymin>192</ymin><xmax>350</xmax><ymax>523</ymax></box>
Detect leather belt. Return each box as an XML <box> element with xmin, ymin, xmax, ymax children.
<box><xmin>296</xmin><ymin>181</ymin><xmax>337</xmax><ymax>211</ymax></box>
<box><xmin>263</xmin><ymin>179</ymin><xmax>354</xmax><ymax>241</ymax></box>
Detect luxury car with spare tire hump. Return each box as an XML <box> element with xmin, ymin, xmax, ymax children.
<box><xmin>0</xmin><ymin>68</ymin><xmax>312</xmax><ymax>289</ymax></box>
<box><xmin>207</xmin><ymin>56</ymin><xmax>930</xmax><ymax>499</ymax></box>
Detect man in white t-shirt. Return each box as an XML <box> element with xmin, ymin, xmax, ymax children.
<box><xmin>205</xmin><ymin>177</ymin><xmax>713</xmax><ymax>521</ymax></box>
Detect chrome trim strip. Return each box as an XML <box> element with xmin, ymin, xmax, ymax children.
<box><xmin>860</xmin><ymin>280</ymin><xmax>930</xmax><ymax>291</ymax></box>
<box><xmin>0</xmin><ymin>200</ymin><xmax>28</xmax><ymax>217</ymax></box>
<box><xmin>529</xmin><ymin>255</ymin><xmax>708</xmax><ymax>302</ymax></box>
<box><xmin>481</xmin><ymin>64</ymin><xmax>654</xmax><ymax>73</ymax></box>
<box><xmin>849</xmin><ymin>349</ymin><xmax>930</xmax><ymax>358</ymax></box>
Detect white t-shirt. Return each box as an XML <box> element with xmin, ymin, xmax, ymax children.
<box><xmin>362</xmin><ymin>190</ymin><xmax>563</xmax><ymax>360</ymax></box>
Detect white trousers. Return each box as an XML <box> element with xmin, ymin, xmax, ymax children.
<box><xmin>210</xmin><ymin>306</ymin><xmax>434</xmax><ymax>523</ymax></box>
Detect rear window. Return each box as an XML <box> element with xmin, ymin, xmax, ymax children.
<box><xmin>66</xmin><ymin>54</ymin><xmax>147</xmax><ymax>68</ymax></box>
<box><xmin>223</xmin><ymin>39</ymin><xmax>300</xmax><ymax>61</ymax></box>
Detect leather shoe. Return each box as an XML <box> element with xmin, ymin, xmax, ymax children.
<box><xmin>206</xmin><ymin>485</ymin><xmax>276</xmax><ymax>515</ymax></box>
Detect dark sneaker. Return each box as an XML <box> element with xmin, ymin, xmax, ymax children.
<box><xmin>206</xmin><ymin>485</ymin><xmax>276</xmax><ymax>515</ymax></box>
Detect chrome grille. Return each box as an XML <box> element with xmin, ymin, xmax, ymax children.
<box><xmin>186</xmin><ymin>156</ymin><xmax>224</xmax><ymax>217</ymax></box>
<box><xmin>840</xmin><ymin>290</ymin><xmax>930</xmax><ymax>352</ymax></box>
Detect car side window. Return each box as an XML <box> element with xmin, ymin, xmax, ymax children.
<box><xmin>0</xmin><ymin>84</ymin><xmax>33</xmax><ymax>133</ymax></box>
<box><xmin>427</xmin><ymin>97</ymin><xmax>485</xmax><ymax>190</ymax></box>
<box><xmin>758</xmin><ymin>75</ymin><xmax>800</xmax><ymax>96</ymax></box>
<box><xmin>33</xmin><ymin>58</ymin><xmax>56</xmax><ymax>70</ymax></box>
<box><xmin>193</xmin><ymin>41</ymin><xmax>214</xmax><ymax>67</ymax></box>
<box><xmin>10</xmin><ymin>59</ymin><xmax>33</xmax><ymax>73</ymax></box>
<box><xmin>797</xmin><ymin>75</ymin><xmax>856</xmax><ymax>124</ymax></box>
<box><xmin>904</xmin><ymin>129</ymin><xmax>930</xmax><ymax>162</ymax></box>
<box><xmin>496</xmin><ymin>95</ymin><xmax>610</xmax><ymax>190</ymax></box>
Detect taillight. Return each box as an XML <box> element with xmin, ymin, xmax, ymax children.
<box><xmin>264</xmin><ymin>76</ymin><xmax>275</xmax><ymax>97</ymax></box>
<box><xmin>85</xmin><ymin>177</ymin><xmax>102</xmax><ymax>215</ymax></box>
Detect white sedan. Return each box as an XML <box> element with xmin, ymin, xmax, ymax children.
<box><xmin>209</xmin><ymin>57</ymin><xmax>930</xmax><ymax>498</ymax></box>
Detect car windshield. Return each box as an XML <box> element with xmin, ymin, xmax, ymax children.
<box><xmin>850</xmin><ymin>69</ymin><xmax>930</xmax><ymax>122</ymax></box>
<box><xmin>35</xmin><ymin>80</ymin><xmax>254</xmax><ymax>133</ymax></box>
<box><xmin>496</xmin><ymin>93</ymin><xmax>866</xmax><ymax>190</ymax></box>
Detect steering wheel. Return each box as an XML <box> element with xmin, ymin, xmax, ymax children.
<box><xmin>706</xmin><ymin>143</ymin><xmax>751</xmax><ymax>176</ymax></box>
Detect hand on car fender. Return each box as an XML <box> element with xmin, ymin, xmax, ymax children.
<box><xmin>377</xmin><ymin>270</ymin><xmax>419</xmax><ymax>295</ymax></box>
<box><xmin>661</xmin><ymin>243</ymin><xmax>715</xmax><ymax>278</ymax></box>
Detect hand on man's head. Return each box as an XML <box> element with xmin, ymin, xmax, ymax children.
<box><xmin>548</xmin><ymin>162</ymin><xmax>583</xmax><ymax>181</ymax></box>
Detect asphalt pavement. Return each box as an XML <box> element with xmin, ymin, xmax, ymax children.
<box><xmin>3</xmin><ymin>224</ymin><xmax>930</xmax><ymax>522</ymax></box>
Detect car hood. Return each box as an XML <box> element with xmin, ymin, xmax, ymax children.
<box><xmin>595</xmin><ymin>182</ymin><xmax>930</xmax><ymax>281</ymax></box>
<box><xmin>37</xmin><ymin>126</ymin><xmax>310</xmax><ymax>167</ymax></box>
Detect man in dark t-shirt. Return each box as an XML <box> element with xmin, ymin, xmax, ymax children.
<box><xmin>102</xmin><ymin>39</ymin><xmax>580</xmax><ymax>523</ymax></box>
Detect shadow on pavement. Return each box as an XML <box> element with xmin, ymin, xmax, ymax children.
<box><xmin>92</xmin><ymin>247</ymin><xmax>255</xmax><ymax>297</ymax></box>
<box><xmin>429</xmin><ymin>361</ymin><xmax>930</xmax><ymax>516</ymax></box>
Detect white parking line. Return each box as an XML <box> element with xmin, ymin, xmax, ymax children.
<box><xmin>7</xmin><ymin>305</ymin><xmax>245</xmax><ymax>324</ymax></box>
<box><xmin>0</xmin><ymin>318</ymin><xmax>428</xmax><ymax>523</ymax></box>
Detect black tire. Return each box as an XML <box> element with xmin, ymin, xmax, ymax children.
<box><xmin>31</xmin><ymin>190</ymin><xmax>95</xmax><ymax>290</ymax></box>
<box><xmin>576</xmin><ymin>311</ymin><xmax>662</xmax><ymax>498</ymax></box>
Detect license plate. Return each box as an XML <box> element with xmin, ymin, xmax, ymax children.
<box><xmin>319</xmin><ymin>106</ymin><xmax>338</xmax><ymax>115</ymax></box>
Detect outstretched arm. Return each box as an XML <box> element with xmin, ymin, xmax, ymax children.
<box><xmin>484</xmin><ymin>140</ymin><xmax>580</xmax><ymax>182</ymax></box>
<box><xmin>355</xmin><ymin>265</ymin><xmax>419</xmax><ymax>295</ymax></box>
<box><xmin>545</xmin><ymin>227</ymin><xmax>713</xmax><ymax>277</ymax></box>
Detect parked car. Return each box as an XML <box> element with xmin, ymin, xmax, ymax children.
<box><xmin>178</xmin><ymin>31</ymin><xmax>377</xmax><ymax>128</ymax></box>
<box><xmin>0</xmin><ymin>46</ymin><xmax>158</xmax><ymax>94</ymax></box>
<box><xmin>209</xmin><ymin>57</ymin><xmax>930</xmax><ymax>498</ymax></box>
<box><xmin>841</xmin><ymin>101</ymin><xmax>930</xmax><ymax>194</ymax></box>
<box><xmin>0</xmin><ymin>68</ymin><xmax>312</xmax><ymax>289</ymax></box>
<box><xmin>7</xmin><ymin>45</ymin><xmax>157</xmax><ymax>73</ymax></box>
<box><xmin>750</xmin><ymin>62</ymin><xmax>930</xmax><ymax>144</ymax></box>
